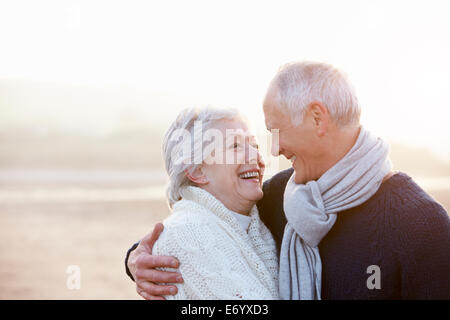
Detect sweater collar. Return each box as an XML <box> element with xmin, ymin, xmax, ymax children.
<box><xmin>179</xmin><ymin>186</ymin><xmax>258</xmax><ymax>229</ymax></box>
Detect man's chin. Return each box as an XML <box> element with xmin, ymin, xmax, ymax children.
<box><xmin>293</xmin><ymin>169</ymin><xmax>306</xmax><ymax>185</ymax></box>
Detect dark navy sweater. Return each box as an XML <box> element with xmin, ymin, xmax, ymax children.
<box><xmin>257</xmin><ymin>169</ymin><xmax>450</xmax><ymax>299</ymax></box>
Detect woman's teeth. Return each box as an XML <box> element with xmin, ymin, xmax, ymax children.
<box><xmin>239</xmin><ymin>172</ymin><xmax>259</xmax><ymax>179</ymax></box>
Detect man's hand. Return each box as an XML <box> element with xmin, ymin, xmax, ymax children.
<box><xmin>128</xmin><ymin>223</ymin><xmax>184</xmax><ymax>300</ymax></box>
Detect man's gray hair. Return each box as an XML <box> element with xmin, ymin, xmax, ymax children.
<box><xmin>162</xmin><ymin>106</ymin><xmax>240</xmax><ymax>208</ymax></box>
<box><xmin>271</xmin><ymin>61</ymin><xmax>361</xmax><ymax>127</ymax></box>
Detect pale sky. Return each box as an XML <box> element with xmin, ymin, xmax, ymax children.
<box><xmin>1</xmin><ymin>0</ymin><xmax>449</xmax><ymax>158</ymax></box>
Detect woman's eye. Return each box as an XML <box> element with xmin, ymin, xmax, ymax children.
<box><xmin>233</xmin><ymin>142</ymin><xmax>240</xmax><ymax>149</ymax></box>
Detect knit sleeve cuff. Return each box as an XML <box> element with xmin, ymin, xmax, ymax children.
<box><xmin>125</xmin><ymin>241</ymin><xmax>140</xmax><ymax>282</ymax></box>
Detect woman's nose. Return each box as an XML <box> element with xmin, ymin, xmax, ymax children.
<box><xmin>246</xmin><ymin>145</ymin><xmax>260</xmax><ymax>164</ymax></box>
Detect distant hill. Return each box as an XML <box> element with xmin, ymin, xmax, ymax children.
<box><xmin>1</xmin><ymin>78</ymin><xmax>449</xmax><ymax>176</ymax></box>
<box><xmin>0</xmin><ymin>78</ymin><xmax>199</xmax><ymax>136</ymax></box>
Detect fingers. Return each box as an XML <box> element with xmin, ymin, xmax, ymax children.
<box><xmin>137</xmin><ymin>281</ymin><xmax>178</xmax><ymax>298</ymax></box>
<box><xmin>137</xmin><ymin>286</ymin><xmax>165</xmax><ymax>300</ymax></box>
<box><xmin>137</xmin><ymin>288</ymin><xmax>166</xmax><ymax>300</ymax></box>
<box><xmin>142</xmin><ymin>294</ymin><xmax>165</xmax><ymax>300</ymax></box>
<box><xmin>133</xmin><ymin>223</ymin><xmax>182</xmax><ymax>300</ymax></box>
<box><xmin>141</xmin><ymin>223</ymin><xmax>164</xmax><ymax>252</ymax></box>
<box><xmin>135</xmin><ymin>269</ymin><xmax>184</xmax><ymax>284</ymax></box>
<box><xmin>136</xmin><ymin>253</ymin><xmax>180</xmax><ymax>271</ymax></box>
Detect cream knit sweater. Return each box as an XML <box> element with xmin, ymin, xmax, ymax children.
<box><xmin>153</xmin><ymin>186</ymin><xmax>280</xmax><ymax>300</ymax></box>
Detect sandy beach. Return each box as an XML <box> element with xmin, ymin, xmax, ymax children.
<box><xmin>0</xmin><ymin>197</ymin><xmax>170</xmax><ymax>299</ymax></box>
<box><xmin>0</xmin><ymin>169</ymin><xmax>171</xmax><ymax>299</ymax></box>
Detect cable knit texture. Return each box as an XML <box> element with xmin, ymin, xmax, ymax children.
<box><xmin>152</xmin><ymin>186</ymin><xmax>280</xmax><ymax>300</ymax></box>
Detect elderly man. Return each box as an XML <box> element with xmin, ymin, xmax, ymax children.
<box><xmin>125</xmin><ymin>62</ymin><xmax>450</xmax><ymax>299</ymax></box>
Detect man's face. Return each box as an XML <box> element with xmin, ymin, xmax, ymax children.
<box><xmin>263</xmin><ymin>87</ymin><xmax>324</xmax><ymax>184</ymax></box>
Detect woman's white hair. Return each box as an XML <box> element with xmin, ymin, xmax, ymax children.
<box><xmin>270</xmin><ymin>61</ymin><xmax>361</xmax><ymax>127</ymax></box>
<box><xmin>162</xmin><ymin>106</ymin><xmax>240</xmax><ymax>208</ymax></box>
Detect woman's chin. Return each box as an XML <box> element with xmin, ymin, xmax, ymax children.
<box><xmin>254</xmin><ymin>190</ymin><xmax>264</xmax><ymax>201</ymax></box>
<box><xmin>240</xmin><ymin>187</ymin><xmax>263</xmax><ymax>203</ymax></box>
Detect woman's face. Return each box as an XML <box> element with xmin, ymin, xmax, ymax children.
<box><xmin>198</xmin><ymin>118</ymin><xmax>265</xmax><ymax>214</ymax></box>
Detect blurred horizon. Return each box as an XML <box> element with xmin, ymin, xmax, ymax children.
<box><xmin>1</xmin><ymin>77</ymin><xmax>450</xmax><ymax>173</ymax></box>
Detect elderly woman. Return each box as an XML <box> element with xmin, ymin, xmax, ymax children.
<box><xmin>151</xmin><ymin>106</ymin><xmax>279</xmax><ymax>299</ymax></box>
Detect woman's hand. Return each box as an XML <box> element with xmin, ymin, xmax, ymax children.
<box><xmin>127</xmin><ymin>223</ymin><xmax>184</xmax><ymax>300</ymax></box>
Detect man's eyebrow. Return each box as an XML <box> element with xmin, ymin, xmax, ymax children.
<box><xmin>225</xmin><ymin>132</ymin><xmax>256</xmax><ymax>142</ymax></box>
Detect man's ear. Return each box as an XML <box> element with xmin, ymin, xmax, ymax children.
<box><xmin>184</xmin><ymin>166</ymin><xmax>209</xmax><ymax>185</ymax></box>
<box><xmin>308</xmin><ymin>102</ymin><xmax>330</xmax><ymax>137</ymax></box>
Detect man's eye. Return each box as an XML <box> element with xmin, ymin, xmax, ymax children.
<box><xmin>233</xmin><ymin>142</ymin><xmax>240</xmax><ymax>149</ymax></box>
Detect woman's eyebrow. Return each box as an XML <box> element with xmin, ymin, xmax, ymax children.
<box><xmin>225</xmin><ymin>129</ymin><xmax>256</xmax><ymax>139</ymax></box>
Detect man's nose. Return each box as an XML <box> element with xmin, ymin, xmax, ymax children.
<box><xmin>271</xmin><ymin>142</ymin><xmax>279</xmax><ymax>157</ymax></box>
<box><xmin>271</xmin><ymin>132</ymin><xmax>280</xmax><ymax>157</ymax></box>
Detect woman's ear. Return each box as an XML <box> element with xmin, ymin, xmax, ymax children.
<box><xmin>184</xmin><ymin>166</ymin><xmax>208</xmax><ymax>185</ymax></box>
